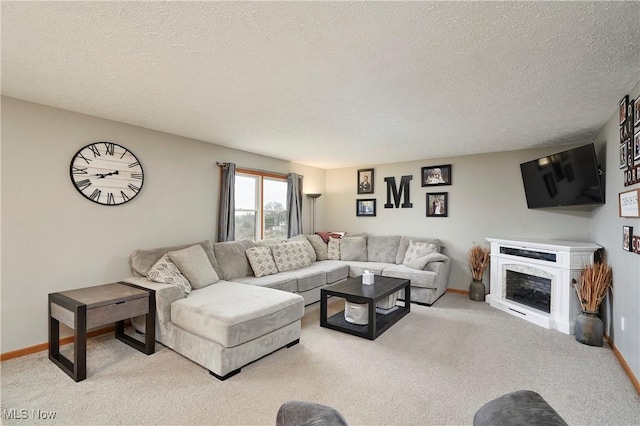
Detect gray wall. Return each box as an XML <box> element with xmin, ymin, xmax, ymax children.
<box><xmin>592</xmin><ymin>82</ymin><xmax>640</xmax><ymax>382</ymax></box>
<box><xmin>0</xmin><ymin>96</ymin><xmax>325</xmax><ymax>352</ymax></box>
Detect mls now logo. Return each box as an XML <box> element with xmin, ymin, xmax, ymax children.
<box><xmin>2</xmin><ymin>409</ymin><xmax>57</xmax><ymax>420</ymax></box>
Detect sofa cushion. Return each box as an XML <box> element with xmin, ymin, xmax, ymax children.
<box><xmin>382</xmin><ymin>264</ymin><xmax>438</xmax><ymax>288</ymax></box>
<box><xmin>171</xmin><ymin>281</ymin><xmax>304</xmax><ymax>347</ymax></box>
<box><xmin>312</xmin><ymin>260</ymin><xmax>349</xmax><ymax>284</ymax></box>
<box><xmin>306</xmin><ymin>234</ymin><xmax>328</xmax><ymax>261</ymax></box>
<box><xmin>271</xmin><ymin>241</ymin><xmax>312</xmax><ymax>272</ymax></box>
<box><xmin>405</xmin><ymin>252</ymin><xmax>450</xmax><ymax>270</ymax></box>
<box><xmin>213</xmin><ymin>239</ymin><xmax>257</xmax><ymax>280</ymax></box>
<box><xmin>290</xmin><ymin>266</ymin><xmax>326</xmax><ymax>292</ymax></box>
<box><xmin>367</xmin><ymin>235</ymin><xmax>401</xmax><ymax>263</ymax></box>
<box><xmin>340</xmin><ymin>236</ymin><xmax>368</xmax><ymax>261</ymax></box>
<box><xmin>147</xmin><ymin>254</ymin><xmax>192</xmax><ymax>295</ymax></box>
<box><xmin>167</xmin><ymin>245</ymin><xmax>220</xmax><ymax>289</ymax></box>
<box><xmin>402</xmin><ymin>240</ymin><xmax>440</xmax><ymax>264</ymax></box>
<box><xmin>342</xmin><ymin>261</ymin><xmax>395</xmax><ymax>277</ymax></box>
<box><xmin>327</xmin><ymin>237</ymin><xmax>341</xmax><ymax>260</ymax></box>
<box><xmin>130</xmin><ymin>240</ymin><xmax>219</xmax><ymax>277</ymax></box>
<box><xmin>246</xmin><ymin>246</ymin><xmax>279</xmax><ymax>278</ymax></box>
<box><xmin>395</xmin><ymin>236</ymin><xmax>442</xmax><ymax>264</ymax></box>
<box><xmin>231</xmin><ymin>273</ymin><xmax>298</xmax><ymax>293</ymax></box>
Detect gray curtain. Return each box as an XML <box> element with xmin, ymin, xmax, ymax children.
<box><xmin>287</xmin><ymin>173</ymin><xmax>303</xmax><ymax>237</ymax></box>
<box><xmin>217</xmin><ymin>162</ymin><xmax>236</xmax><ymax>242</ymax></box>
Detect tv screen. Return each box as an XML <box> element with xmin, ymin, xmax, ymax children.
<box><xmin>520</xmin><ymin>143</ymin><xmax>605</xmax><ymax>209</ymax></box>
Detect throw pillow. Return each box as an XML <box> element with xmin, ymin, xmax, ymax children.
<box><xmin>340</xmin><ymin>236</ymin><xmax>368</xmax><ymax>262</ymax></box>
<box><xmin>246</xmin><ymin>246</ymin><xmax>278</xmax><ymax>278</ymax></box>
<box><xmin>168</xmin><ymin>245</ymin><xmax>220</xmax><ymax>289</ymax></box>
<box><xmin>327</xmin><ymin>237</ymin><xmax>341</xmax><ymax>260</ymax></box>
<box><xmin>288</xmin><ymin>234</ymin><xmax>317</xmax><ymax>262</ymax></box>
<box><xmin>147</xmin><ymin>254</ymin><xmax>191</xmax><ymax>295</ymax></box>
<box><xmin>306</xmin><ymin>234</ymin><xmax>328</xmax><ymax>261</ymax></box>
<box><xmin>405</xmin><ymin>253</ymin><xmax>450</xmax><ymax>270</ymax></box>
<box><xmin>271</xmin><ymin>241</ymin><xmax>311</xmax><ymax>272</ymax></box>
<box><xmin>403</xmin><ymin>240</ymin><xmax>439</xmax><ymax>264</ymax></box>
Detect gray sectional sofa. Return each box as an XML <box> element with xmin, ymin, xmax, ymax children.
<box><xmin>123</xmin><ymin>234</ymin><xmax>451</xmax><ymax>380</ymax></box>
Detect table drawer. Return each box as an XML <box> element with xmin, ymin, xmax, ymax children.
<box><xmin>87</xmin><ymin>297</ymin><xmax>149</xmax><ymax>329</ymax></box>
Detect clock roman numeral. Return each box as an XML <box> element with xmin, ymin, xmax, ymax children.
<box><xmin>76</xmin><ymin>153</ymin><xmax>91</xmax><ymax>165</ymax></box>
<box><xmin>131</xmin><ymin>173</ymin><xmax>143</xmax><ymax>180</ymax></box>
<box><xmin>75</xmin><ymin>179</ymin><xmax>91</xmax><ymax>190</ymax></box>
<box><xmin>120</xmin><ymin>191</ymin><xmax>130</xmax><ymax>202</ymax></box>
<box><xmin>103</xmin><ymin>142</ymin><xmax>115</xmax><ymax>156</ymax></box>
<box><xmin>106</xmin><ymin>192</ymin><xmax>115</xmax><ymax>205</ymax></box>
<box><xmin>89</xmin><ymin>189</ymin><xmax>101</xmax><ymax>201</ymax></box>
<box><xmin>128</xmin><ymin>161</ymin><xmax>140</xmax><ymax>169</ymax></box>
<box><xmin>71</xmin><ymin>167</ymin><xmax>88</xmax><ymax>174</ymax></box>
<box><xmin>88</xmin><ymin>144</ymin><xmax>101</xmax><ymax>157</ymax></box>
<box><xmin>120</xmin><ymin>149</ymin><xmax>129</xmax><ymax>159</ymax></box>
<box><xmin>128</xmin><ymin>183</ymin><xmax>140</xmax><ymax>193</ymax></box>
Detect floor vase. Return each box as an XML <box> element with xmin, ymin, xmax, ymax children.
<box><xmin>469</xmin><ymin>280</ymin><xmax>486</xmax><ymax>302</ymax></box>
<box><xmin>575</xmin><ymin>311</ymin><xmax>603</xmax><ymax>347</ymax></box>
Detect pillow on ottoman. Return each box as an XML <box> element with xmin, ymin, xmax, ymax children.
<box><xmin>246</xmin><ymin>246</ymin><xmax>278</xmax><ymax>278</ymax></box>
<box><xmin>168</xmin><ymin>245</ymin><xmax>220</xmax><ymax>289</ymax></box>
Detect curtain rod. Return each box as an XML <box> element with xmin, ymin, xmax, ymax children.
<box><xmin>216</xmin><ymin>162</ymin><xmax>302</xmax><ymax>179</ymax></box>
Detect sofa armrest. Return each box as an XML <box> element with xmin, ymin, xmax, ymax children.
<box><xmin>424</xmin><ymin>257</ymin><xmax>452</xmax><ymax>291</ymax></box>
<box><xmin>120</xmin><ymin>276</ymin><xmax>184</xmax><ymax>339</ymax></box>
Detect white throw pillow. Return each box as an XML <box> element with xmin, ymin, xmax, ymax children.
<box><xmin>168</xmin><ymin>244</ymin><xmax>220</xmax><ymax>289</ymax></box>
<box><xmin>246</xmin><ymin>246</ymin><xmax>278</xmax><ymax>278</ymax></box>
<box><xmin>271</xmin><ymin>241</ymin><xmax>311</xmax><ymax>272</ymax></box>
<box><xmin>402</xmin><ymin>240</ymin><xmax>439</xmax><ymax>264</ymax></box>
<box><xmin>147</xmin><ymin>254</ymin><xmax>191</xmax><ymax>295</ymax></box>
<box><xmin>327</xmin><ymin>237</ymin><xmax>341</xmax><ymax>260</ymax></box>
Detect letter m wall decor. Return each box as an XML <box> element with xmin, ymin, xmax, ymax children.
<box><xmin>384</xmin><ymin>175</ymin><xmax>413</xmax><ymax>208</ymax></box>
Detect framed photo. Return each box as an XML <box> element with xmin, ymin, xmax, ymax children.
<box><xmin>357</xmin><ymin>168</ymin><xmax>374</xmax><ymax>194</ymax></box>
<box><xmin>634</xmin><ymin>96</ymin><xmax>640</xmax><ymax>127</ymax></box>
<box><xmin>619</xmin><ymin>188</ymin><xmax>640</xmax><ymax>218</ymax></box>
<box><xmin>634</xmin><ymin>130</ymin><xmax>640</xmax><ymax>161</ymax></box>
<box><xmin>426</xmin><ymin>192</ymin><xmax>448</xmax><ymax>217</ymax></box>
<box><xmin>620</xmin><ymin>143</ymin><xmax>628</xmax><ymax>169</ymax></box>
<box><xmin>421</xmin><ymin>164</ymin><xmax>451</xmax><ymax>187</ymax></box>
<box><xmin>623</xmin><ymin>226</ymin><xmax>633</xmax><ymax>252</ymax></box>
<box><xmin>356</xmin><ymin>199</ymin><xmax>376</xmax><ymax>216</ymax></box>
<box><xmin>620</xmin><ymin>95</ymin><xmax>628</xmax><ymax>125</ymax></box>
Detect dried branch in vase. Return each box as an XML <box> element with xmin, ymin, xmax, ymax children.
<box><xmin>468</xmin><ymin>244</ymin><xmax>491</xmax><ymax>281</ymax></box>
<box><xmin>574</xmin><ymin>262</ymin><xmax>613</xmax><ymax>313</ymax></box>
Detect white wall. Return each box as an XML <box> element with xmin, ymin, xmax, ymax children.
<box><xmin>0</xmin><ymin>96</ymin><xmax>325</xmax><ymax>352</ymax></box>
<box><xmin>324</xmin><ymin>150</ymin><xmax>595</xmax><ymax>291</ymax></box>
<box><xmin>592</xmin><ymin>82</ymin><xmax>640</xmax><ymax>381</ymax></box>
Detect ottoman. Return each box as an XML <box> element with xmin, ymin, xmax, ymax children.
<box><xmin>473</xmin><ymin>390</ymin><xmax>568</xmax><ymax>426</ymax></box>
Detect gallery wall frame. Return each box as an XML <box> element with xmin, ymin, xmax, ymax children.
<box><xmin>357</xmin><ymin>168</ymin><xmax>374</xmax><ymax>194</ymax></box>
<box><xmin>623</xmin><ymin>226</ymin><xmax>633</xmax><ymax>252</ymax></box>
<box><xmin>426</xmin><ymin>192</ymin><xmax>448</xmax><ymax>217</ymax></box>
<box><xmin>356</xmin><ymin>198</ymin><xmax>376</xmax><ymax>217</ymax></box>
<box><xmin>619</xmin><ymin>188</ymin><xmax>640</xmax><ymax>218</ymax></box>
<box><xmin>421</xmin><ymin>164</ymin><xmax>451</xmax><ymax>187</ymax></box>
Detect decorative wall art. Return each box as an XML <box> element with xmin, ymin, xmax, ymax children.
<box><xmin>620</xmin><ymin>95</ymin><xmax>629</xmax><ymax>125</ymax></box>
<box><xmin>421</xmin><ymin>164</ymin><xmax>451</xmax><ymax>186</ymax></box>
<box><xmin>619</xmin><ymin>188</ymin><xmax>640</xmax><ymax>218</ymax></box>
<box><xmin>634</xmin><ymin>96</ymin><xmax>640</xmax><ymax>127</ymax></box>
<box><xmin>426</xmin><ymin>192</ymin><xmax>448</xmax><ymax>217</ymax></box>
<box><xmin>356</xmin><ymin>199</ymin><xmax>376</xmax><ymax>217</ymax></box>
<box><xmin>357</xmin><ymin>168</ymin><xmax>374</xmax><ymax>194</ymax></box>
<box><xmin>623</xmin><ymin>226</ymin><xmax>633</xmax><ymax>252</ymax></box>
<box><xmin>384</xmin><ymin>175</ymin><xmax>413</xmax><ymax>208</ymax></box>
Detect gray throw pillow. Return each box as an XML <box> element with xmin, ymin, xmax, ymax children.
<box><xmin>146</xmin><ymin>254</ymin><xmax>191</xmax><ymax>295</ymax></box>
<box><xmin>168</xmin><ymin>245</ymin><xmax>220</xmax><ymax>289</ymax></box>
<box><xmin>288</xmin><ymin>235</ymin><xmax>317</xmax><ymax>262</ymax></box>
<box><xmin>327</xmin><ymin>237</ymin><xmax>341</xmax><ymax>260</ymax></box>
<box><xmin>340</xmin><ymin>236</ymin><xmax>368</xmax><ymax>262</ymax></box>
<box><xmin>246</xmin><ymin>246</ymin><xmax>278</xmax><ymax>278</ymax></box>
<box><xmin>271</xmin><ymin>241</ymin><xmax>312</xmax><ymax>272</ymax></box>
<box><xmin>306</xmin><ymin>234</ymin><xmax>328</xmax><ymax>261</ymax></box>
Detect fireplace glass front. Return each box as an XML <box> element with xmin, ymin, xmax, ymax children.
<box><xmin>505</xmin><ymin>270</ymin><xmax>551</xmax><ymax>314</ymax></box>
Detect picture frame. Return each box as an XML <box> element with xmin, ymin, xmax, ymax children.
<box><xmin>421</xmin><ymin>164</ymin><xmax>452</xmax><ymax>187</ymax></box>
<box><xmin>620</xmin><ymin>143</ymin><xmax>628</xmax><ymax>169</ymax></box>
<box><xmin>620</xmin><ymin>95</ymin><xmax>628</xmax><ymax>125</ymax></box>
<box><xmin>426</xmin><ymin>192</ymin><xmax>448</xmax><ymax>217</ymax></box>
<box><xmin>357</xmin><ymin>168</ymin><xmax>374</xmax><ymax>194</ymax></box>
<box><xmin>356</xmin><ymin>199</ymin><xmax>376</xmax><ymax>217</ymax></box>
<box><xmin>634</xmin><ymin>96</ymin><xmax>640</xmax><ymax>127</ymax></box>
<box><xmin>634</xmin><ymin>130</ymin><xmax>640</xmax><ymax>161</ymax></box>
<box><xmin>619</xmin><ymin>188</ymin><xmax>640</xmax><ymax>218</ymax></box>
<box><xmin>623</xmin><ymin>226</ymin><xmax>633</xmax><ymax>252</ymax></box>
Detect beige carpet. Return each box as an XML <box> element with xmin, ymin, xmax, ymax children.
<box><xmin>1</xmin><ymin>293</ymin><xmax>639</xmax><ymax>425</ymax></box>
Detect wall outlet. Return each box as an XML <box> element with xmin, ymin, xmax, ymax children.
<box><xmin>621</xmin><ymin>316</ymin><xmax>625</xmax><ymax>331</ymax></box>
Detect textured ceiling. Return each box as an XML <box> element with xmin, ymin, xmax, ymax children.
<box><xmin>2</xmin><ymin>1</ymin><xmax>639</xmax><ymax>169</ymax></box>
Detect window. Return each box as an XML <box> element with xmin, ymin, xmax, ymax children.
<box><xmin>234</xmin><ymin>171</ymin><xmax>288</xmax><ymax>241</ymax></box>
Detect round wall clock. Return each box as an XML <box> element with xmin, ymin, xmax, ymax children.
<box><xmin>70</xmin><ymin>142</ymin><xmax>144</xmax><ymax>206</ymax></box>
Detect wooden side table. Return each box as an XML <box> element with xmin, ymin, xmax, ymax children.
<box><xmin>48</xmin><ymin>281</ymin><xmax>155</xmax><ymax>382</ymax></box>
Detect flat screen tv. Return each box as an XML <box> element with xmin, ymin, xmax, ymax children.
<box><xmin>520</xmin><ymin>143</ymin><xmax>605</xmax><ymax>209</ymax></box>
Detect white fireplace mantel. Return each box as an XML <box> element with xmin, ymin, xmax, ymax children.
<box><xmin>486</xmin><ymin>238</ymin><xmax>602</xmax><ymax>334</ymax></box>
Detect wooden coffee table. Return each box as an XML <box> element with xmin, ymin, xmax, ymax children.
<box><xmin>48</xmin><ymin>281</ymin><xmax>155</xmax><ymax>382</ymax></box>
<box><xmin>320</xmin><ymin>276</ymin><xmax>410</xmax><ymax>340</ymax></box>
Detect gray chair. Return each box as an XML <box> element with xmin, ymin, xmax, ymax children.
<box><xmin>473</xmin><ymin>390</ymin><xmax>568</xmax><ymax>426</ymax></box>
<box><xmin>276</xmin><ymin>401</ymin><xmax>348</xmax><ymax>426</ymax></box>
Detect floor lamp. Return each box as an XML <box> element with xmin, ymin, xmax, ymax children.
<box><xmin>307</xmin><ymin>193</ymin><xmax>322</xmax><ymax>233</ymax></box>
